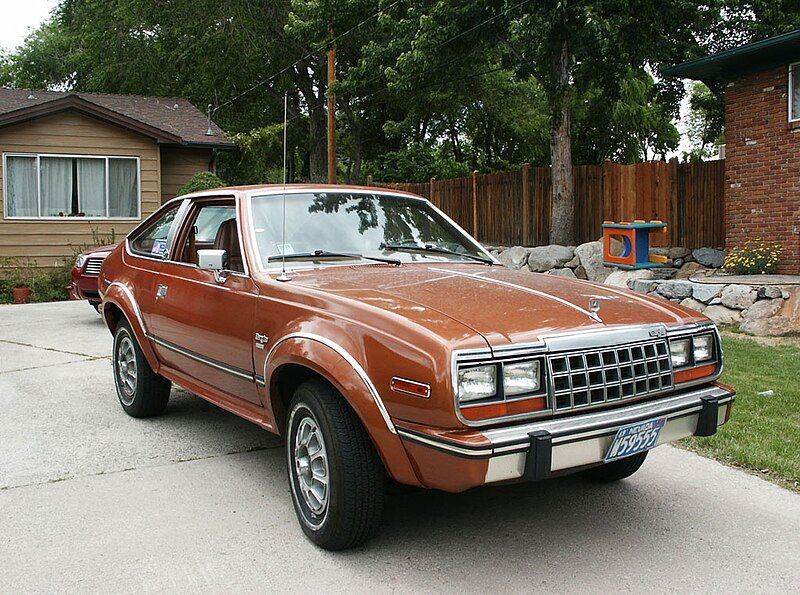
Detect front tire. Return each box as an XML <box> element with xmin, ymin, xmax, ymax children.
<box><xmin>582</xmin><ymin>451</ymin><xmax>648</xmax><ymax>482</ymax></box>
<box><xmin>113</xmin><ymin>319</ymin><xmax>171</xmax><ymax>417</ymax></box>
<box><xmin>286</xmin><ymin>379</ymin><xmax>385</xmax><ymax>550</ymax></box>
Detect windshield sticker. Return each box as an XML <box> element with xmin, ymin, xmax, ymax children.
<box><xmin>151</xmin><ymin>239</ymin><xmax>167</xmax><ymax>257</ymax></box>
<box><xmin>275</xmin><ymin>243</ymin><xmax>295</xmax><ymax>255</ymax></box>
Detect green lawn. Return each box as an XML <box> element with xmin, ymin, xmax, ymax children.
<box><xmin>682</xmin><ymin>334</ymin><xmax>800</xmax><ymax>492</ymax></box>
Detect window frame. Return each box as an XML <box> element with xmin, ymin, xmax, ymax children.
<box><xmin>126</xmin><ymin>198</ymin><xmax>187</xmax><ymax>260</ymax></box>
<box><xmin>790</xmin><ymin>62</ymin><xmax>800</xmax><ymax>123</ymax></box>
<box><xmin>2</xmin><ymin>152</ymin><xmax>142</xmax><ymax>220</ymax></box>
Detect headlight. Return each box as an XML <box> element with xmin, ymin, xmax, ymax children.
<box><xmin>503</xmin><ymin>360</ymin><xmax>541</xmax><ymax>396</ymax></box>
<box><xmin>670</xmin><ymin>338</ymin><xmax>691</xmax><ymax>368</ymax></box>
<box><xmin>75</xmin><ymin>254</ymin><xmax>87</xmax><ymax>268</ymax></box>
<box><xmin>693</xmin><ymin>334</ymin><xmax>714</xmax><ymax>362</ymax></box>
<box><xmin>457</xmin><ymin>365</ymin><xmax>496</xmax><ymax>403</ymax></box>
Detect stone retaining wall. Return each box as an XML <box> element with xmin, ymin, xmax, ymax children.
<box><xmin>489</xmin><ymin>241</ymin><xmax>799</xmax><ymax>337</ymax></box>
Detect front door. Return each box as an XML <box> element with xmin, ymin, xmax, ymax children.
<box><xmin>147</xmin><ymin>198</ymin><xmax>260</xmax><ymax>406</ymax></box>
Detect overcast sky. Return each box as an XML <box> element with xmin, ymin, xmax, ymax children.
<box><xmin>0</xmin><ymin>1</ymin><xmax>59</xmax><ymax>54</ymax></box>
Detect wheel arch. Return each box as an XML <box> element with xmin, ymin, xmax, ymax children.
<box><xmin>101</xmin><ymin>283</ymin><xmax>160</xmax><ymax>372</ymax></box>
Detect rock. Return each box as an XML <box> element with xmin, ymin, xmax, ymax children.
<box><xmin>604</xmin><ymin>269</ymin><xmax>655</xmax><ymax>289</ymax></box>
<box><xmin>703</xmin><ymin>305</ymin><xmax>743</xmax><ymax>326</ymax></box>
<box><xmin>575</xmin><ymin>241</ymin><xmax>612</xmax><ymax>283</ymax></box>
<box><xmin>629</xmin><ymin>279</ymin><xmax>658</xmax><ymax>294</ymax></box>
<box><xmin>650</xmin><ymin>248</ymin><xmax>674</xmax><ymax>266</ymax></box>
<box><xmin>669</xmin><ymin>247</ymin><xmax>691</xmax><ymax>260</ymax></box>
<box><xmin>721</xmin><ymin>284</ymin><xmax>757</xmax><ymax>310</ymax></box>
<box><xmin>565</xmin><ymin>254</ymin><xmax>581</xmax><ymax>268</ymax></box>
<box><xmin>673</xmin><ymin>261</ymin><xmax>707</xmax><ymax>280</ymax></box>
<box><xmin>757</xmin><ymin>286</ymin><xmax>784</xmax><ymax>300</ymax></box>
<box><xmin>655</xmin><ymin>280</ymin><xmax>694</xmax><ymax>300</ymax></box>
<box><xmin>546</xmin><ymin>267</ymin><xmax>577</xmax><ymax>279</ymax></box>
<box><xmin>743</xmin><ymin>298</ymin><xmax>783</xmax><ymax>321</ymax></box>
<box><xmin>651</xmin><ymin>268</ymin><xmax>678</xmax><ymax>280</ymax></box>
<box><xmin>574</xmin><ymin>265</ymin><xmax>588</xmax><ymax>280</ymax></box>
<box><xmin>679</xmin><ymin>297</ymin><xmax>707</xmax><ymax>313</ymax></box>
<box><xmin>497</xmin><ymin>246</ymin><xmax>530</xmax><ymax>270</ymax></box>
<box><xmin>674</xmin><ymin>258</ymin><xmax>684</xmax><ymax>268</ymax></box>
<box><xmin>691</xmin><ymin>283</ymin><xmax>726</xmax><ymax>304</ymax></box>
<box><xmin>692</xmin><ymin>247</ymin><xmax>725</xmax><ymax>269</ymax></box>
<box><xmin>709</xmin><ymin>297</ymin><xmax>722</xmax><ymax>305</ymax></box>
<box><xmin>526</xmin><ymin>245</ymin><xmax>575</xmax><ymax>272</ymax></box>
<box><xmin>740</xmin><ymin>316</ymin><xmax>797</xmax><ymax>336</ymax></box>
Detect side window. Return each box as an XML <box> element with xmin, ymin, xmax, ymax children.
<box><xmin>177</xmin><ymin>203</ymin><xmax>244</xmax><ymax>272</ymax></box>
<box><xmin>129</xmin><ymin>204</ymin><xmax>180</xmax><ymax>258</ymax></box>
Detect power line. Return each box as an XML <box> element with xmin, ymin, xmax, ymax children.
<box><xmin>211</xmin><ymin>0</ymin><xmax>405</xmax><ymax>116</ymax></box>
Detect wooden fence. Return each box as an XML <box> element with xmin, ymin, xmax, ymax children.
<box><xmin>372</xmin><ymin>159</ymin><xmax>725</xmax><ymax>248</ymax></box>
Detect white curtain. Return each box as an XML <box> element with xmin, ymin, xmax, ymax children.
<box><xmin>40</xmin><ymin>157</ymin><xmax>73</xmax><ymax>217</ymax></box>
<box><xmin>109</xmin><ymin>158</ymin><xmax>138</xmax><ymax>217</ymax></box>
<box><xmin>794</xmin><ymin>66</ymin><xmax>800</xmax><ymax>120</ymax></box>
<box><xmin>5</xmin><ymin>156</ymin><xmax>38</xmax><ymax>217</ymax></box>
<box><xmin>78</xmin><ymin>158</ymin><xmax>106</xmax><ymax>217</ymax></box>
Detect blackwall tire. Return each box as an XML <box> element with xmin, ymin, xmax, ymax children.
<box><xmin>582</xmin><ymin>451</ymin><xmax>648</xmax><ymax>482</ymax></box>
<box><xmin>113</xmin><ymin>319</ymin><xmax>171</xmax><ymax>418</ymax></box>
<box><xmin>286</xmin><ymin>378</ymin><xmax>385</xmax><ymax>550</ymax></box>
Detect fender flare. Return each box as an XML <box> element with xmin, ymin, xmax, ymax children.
<box><xmin>265</xmin><ymin>333</ymin><xmax>421</xmax><ymax>487</ymax></box>
<box><xmin>101</xmin><ymin>281</ymin><xmax>160</xmax><ymax>372</ymax></box>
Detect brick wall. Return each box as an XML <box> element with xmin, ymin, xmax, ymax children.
<box><xmin>725</xmin><ymin>66</ymin><xmax>800</xmax><ymax>274</ymax></box>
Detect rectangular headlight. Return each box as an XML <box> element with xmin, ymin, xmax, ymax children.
<box><xmin>503</xmin><ymin>360</ymin><xmax>541</xmax><ymax>396</ymax></box>
<box><xmin>693</xmin><ymin>334</ymin><xmax>714</xmax><ymax>362</ymax></box>
<box><xmin>457</xmin><ymin>365</ymin><xmax>496</xmax><ymax>403</ymax></box>
<box><xmin>670</xmin><ymin>338</ymin><xmax>691</xmax><ymax>368</ymax></box>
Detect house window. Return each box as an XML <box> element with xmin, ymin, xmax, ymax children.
<box><xmin>3</xmin><ymin>154</ymin><xmax>140</xmax><ymax>219</ymax></box>
<box><xmin>791</xmin><ymin>63</ymin><xmax>800</xmax><ymax>122</ymax></box>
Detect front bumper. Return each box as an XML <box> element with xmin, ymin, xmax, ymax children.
<box><xmin>397</xmin><ymin>383</ymin><xmax>735</xmax><ymax>492</ymax></box>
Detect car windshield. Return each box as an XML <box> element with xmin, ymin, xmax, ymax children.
<box><xmin>249</xmin><ymin>192</ymin><xmax>488</xmax><ymax>269</ymax></box>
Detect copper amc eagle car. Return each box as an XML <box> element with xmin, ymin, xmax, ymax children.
<box><xmin>98</xmin><ymin>185</ymin><xmax>734</xmax><ymax>550</ymax></box>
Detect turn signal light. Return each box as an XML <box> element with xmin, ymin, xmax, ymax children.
<box><xmin>461</xmin><ymin>396</ymin><xmax>547</xmax><ymax>421</ymax></box>
<box><xmin>390</xmin><ymin>377</ymin><xmax>431</xmax><ymax>398</ymax></box>
<box><xmin>674</xmin><ymin>363</ymin><xmax>717</xmax><ymax>384</ymax></box>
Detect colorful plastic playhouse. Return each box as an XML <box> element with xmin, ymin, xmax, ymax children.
<box><xmin>602</xmin><ymin>220</ymin><xmax>669</xmax><ymax>269</ymax></box>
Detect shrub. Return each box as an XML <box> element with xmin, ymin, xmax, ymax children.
<box><xmin>177</xmin><ymin>171</ymin><xmax>226</xmax><ymax>196</ymax></box>
<box><xmin>0</xmin><ymin>257</ymin><xmax>73</xmax><ymax>304</ymax></box>
<box><xmin>723</xmin><ymin>239</ymin><xmax>782</xmax><ymax>275</ymax></box>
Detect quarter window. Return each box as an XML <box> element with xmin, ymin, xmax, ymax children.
<box><xmin>129</xmin><ymin>204</ymin><xmax>180</xmax><ymax>258</ymax></box>
<box><xmin>3</xmin><ymin>154</ymin><xmax>140</xmax><ymax>219</ymax></box>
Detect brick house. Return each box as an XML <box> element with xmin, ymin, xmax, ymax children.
<box><xmin>666</xmin><ymin>29</ymin><xmax>800</xmax><ymax>274</ymax></box>
<box><xmin>0</xmin><ymin>89</ymin><xmax>233</xmax><ymax>268</ymax></box>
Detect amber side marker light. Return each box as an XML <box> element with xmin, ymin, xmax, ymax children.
<box><xmin>461</xmin><ymin>395</ymin><xmax>547</xmax><ymax>421</ymax></box>
<box><xmin>674</xmin><ymin>363</ymin><xmax>717</xmax><ymax>384</ymax></box>
<box><xmin>390</xmin><ymin>377</ymin><xmax>431</xmax><ymax>398</ymax></box>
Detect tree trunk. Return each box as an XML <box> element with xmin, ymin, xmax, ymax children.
<box><xmin>549</xmin><ymin>42</ymin><xmax>575</xmax><ymax>246</ymax></box>
<box><xmin>294</xmin><ymin>61</ymin><xmax>327</xmax><ymax>181</ymax></box>
<box><xmin>342</xmin><ymin>101</ymin><xmax>363</xmax><ymax>183</ymax></box>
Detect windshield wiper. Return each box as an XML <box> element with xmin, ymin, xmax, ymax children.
<box><xmin>267</xmin><ymin>250</ymin><xmax>401</xmax><ymax>266</ymax></box>
<box><xmin>382</xmin><ymin>243</ymin><xmax>494</xmax><ymax>265</ymax></box>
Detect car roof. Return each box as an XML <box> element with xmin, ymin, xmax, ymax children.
<box><xmin>178</xmin><ymin>184</ymin><xmax>425</xmax><ymax>201</ymax></box>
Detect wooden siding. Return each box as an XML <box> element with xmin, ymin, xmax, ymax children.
<box><xmin>160</xmin><ymin>146</ymin><xmax>213</xmax><ymax>202</ymax></box>
<box><xmin>0</xmin><ymin>111</ymin><xmax>160</xmax><ymax>267</ymax></box>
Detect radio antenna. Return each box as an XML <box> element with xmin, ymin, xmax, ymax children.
<box><xmin>277</xmin><ymin>91</ymin><xmax>291</xmax><ymax>282</ymax></box>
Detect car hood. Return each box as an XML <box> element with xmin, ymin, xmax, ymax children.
<box><xmin>283</xmin><ymin>263</ymin><xmax>705</xmax><ymax>348</ymax></box>
<box><xmin>82</xmin><ymin>244</ymin><xmax>118</xmax><ymax>257</ymax></box>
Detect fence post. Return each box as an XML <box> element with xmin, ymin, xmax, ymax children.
<box><xmin>522</xmin><ymin>163</ymin><xmax>530</xmax><ymax>245</ymax></box>
<box><xmin>366</xmin><ymin>174</ymin><xmax>373</xmax><ymax>186</ymax></box>
<box><xmin>429</xmin><ymin>177</ymin><xmax>436</xmax><ymax>204</ymax></box>
<box><xmin>472</xmin><ymin>170</ymin><xmax>479</xmax><ymax>239</ymax></box>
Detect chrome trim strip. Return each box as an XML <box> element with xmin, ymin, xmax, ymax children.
<box><xmin>396</xmin><ymin>429</ymin><xmax>494</xmax><ymax>457</ymax></box>
<box><xmin>265</xmin><ymin>333</ymin><xmax>397</xmax><ymax>434</ymax></box>
<box><xmin>146</xmin><ymin>333</ymin><xmax>255</xmax><ymax>382</ymax></box>
<box><xmin>106</xmin><ymin>281</ymin><xmax>148</xmax><ymax>334</ymax></box>
<box><xmin>429</xmin><ymin>267</ymin><xmax>601</xmax><ymax>322</ymax></box>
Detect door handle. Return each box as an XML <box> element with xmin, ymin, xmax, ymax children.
<box><xmin>156</xmin><ymin>284</ymin><xmax>168</xmax><ymax>300</ymax></box>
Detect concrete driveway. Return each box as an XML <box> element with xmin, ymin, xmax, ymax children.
<box><xmin>1</xmin><ymin>301</ymin><xmax>798</xmax><ymax>593</ymax></box>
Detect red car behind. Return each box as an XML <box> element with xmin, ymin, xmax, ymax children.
<box><xmin>70</xmin><ymin>245</ymin><xmax>117</xmax><ymax>309</ymax></box>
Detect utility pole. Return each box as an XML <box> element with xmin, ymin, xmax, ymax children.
<box><xmin>327</xmin><ymin>39</ymin><xmax>337</xmax><ymax>184</ymax></box>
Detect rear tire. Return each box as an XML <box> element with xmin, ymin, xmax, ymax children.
<box><xmin>113</xmin><ymin>319</ymin><xmax>171</xmax><ymax>418</ymax></box>
<box><xmin>583</xmin><ymin>452</ymin><xmax>648</xmax><ymax>482</ymax></box>
<box><xmin>286</xmin><ymin>378</ymin><xmax>385</xmax><ymax>550</ymax></box>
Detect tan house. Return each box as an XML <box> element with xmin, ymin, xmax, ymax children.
<box><xmin>0</xmin><ymin>88</ymin><xmax>233</xmax><ymax>267</ymax></box>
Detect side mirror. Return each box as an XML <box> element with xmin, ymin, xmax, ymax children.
<box><xmin>198</xmin><ymin>249</ymin><xmax>228</xmax><ymax>284</ymax></box>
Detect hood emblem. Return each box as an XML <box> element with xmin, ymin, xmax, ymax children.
<box><xmin>589</xmin><ymin>298</ymin><xmax>603</xmax><ymax>322</ymax></box>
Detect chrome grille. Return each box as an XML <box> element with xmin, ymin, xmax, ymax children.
<box><xmin>548</xmin><ymin>339</ymin><xmax>672</xmax><ymax>411</ymax></box>
<box><xmin>83</xmin><ymin>257</ymin><xmax>105</xmax><ymax>276</ymax></box>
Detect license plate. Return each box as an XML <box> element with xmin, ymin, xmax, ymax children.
<box><xmin>605</xmin><ymin>417</ymin><xmax>666</xmax><ymax>462</ymax></box>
